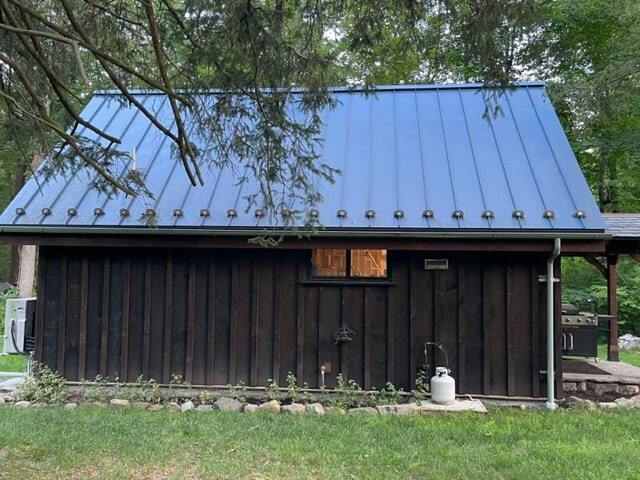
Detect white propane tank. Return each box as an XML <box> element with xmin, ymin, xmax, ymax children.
<box><xmin>430</xmin><ymin>367</ymin><xmax>456</xmax><ymax>405</ymax></box>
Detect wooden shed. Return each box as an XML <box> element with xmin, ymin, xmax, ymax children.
<box><xmin>0</xmin><ymin>83</ymin><xmax>608</xmax><ymax>403</ymax></box>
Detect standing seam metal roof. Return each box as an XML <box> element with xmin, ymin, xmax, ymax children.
<box><xmin>0</xmin><ymin>82</ymin><xmax>606</xmax><ymax>235</ymax></box>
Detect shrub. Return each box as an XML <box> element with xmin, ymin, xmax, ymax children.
<box><xmin>110</xmin><ymin>376</ymin><xmax>162</xmax><ymax>403</ymax></box>
<box><xmin>197</xmin><ymin>389</ymin><xmax>214</xmax><ymax>405</ymax></box>
<box><xmin>300</xmin><ymin>382</ymin><xmax>314</xmax><ymax>403</ymax></box>
<box><xmin>132</xmin><ymin>376</ymin><xmax>161</xmax><ymax>403</ymax></box>
<box><xmin>371</xmin><ymin>382</ymin><xmax>404</xmax><ymax>405</ymax></box>
<box><xmin>16</xmin><ymin>362</ymin><xmax>65</xmax><ymax>403</ymax></box>
<box><xmin>228</xmin><ymin>381</ymin><xmax>247</xmax><ymax>402</ymax></box>
<box><xmin>412</xmin><ymin>367</ymin><xmax>430</xmax><ymax>402</ymax></box>
<box><xmin>82</xmin><ymin>374</ymin><xmax>109</xmax><ymax>402</ymax></box>
<box><xmin>266</xmin><ymin>378</ymin><xmax>280</xmax><ymax>401</ymax></box>
<box><xmin>286</xmin><ymin>372</ymin><xmax>298</xmax><ymax>402</ymax></box>
<box><xmin>331</xmin><ymin>374</ymin><xmax>363</xmax><ymax>409</ymax></box>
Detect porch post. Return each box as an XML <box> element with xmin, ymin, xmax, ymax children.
<box><xmin>607</xmin><ymin>254</ymin><xmax>619</xmax><ymax>361</ymax></box>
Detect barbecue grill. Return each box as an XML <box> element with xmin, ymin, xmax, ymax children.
<box><xmin>561</xmin><ymin>304</ymin><xmax>613</xmax><ymax>358</ymax></box>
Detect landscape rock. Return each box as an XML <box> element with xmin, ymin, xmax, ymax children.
<box><xmin>394</xmin><ymin>403</ymin><xmax>419</xmax><ymax>416</ymax></box>
<box><xmin>325</xmin><ymin>406</ymin><xmax>346</xmax><ymax>415</ymax></box>
<box><xmin>563</xmin><ymin>382</ymin><xmax>577</xmax><ymax>393</ymax></box>
<box><xmin>0</xmin><ymin>396</ymin><xmax>5</xmax><ymax>405</ymax></box>
<box><xmin>110</xmin><ymin>399</ymin><xmax>130</xmax><ymax>408</ymax></box>
<box><xmin>631</xmin><ymin>395</ymin><xmax>640</xmax><ymax>408</ymax></box>
<box><xmin>281</xmin><ymin>403</ymin><xmax>305</xmax><ymax>415</ymax></box>
<box><xmin>64</xmin><ymin>402</ymin><xmax>78</xmax><ymax>410</ymax></box>
<box><xmin>617</xmin><ymin>385</ymin><xmax>640</xmax><ymax>396</ymax></box>
<box><xmin>14</xmin><ymin>400</ymin><xmax>31</xmax><ymax>408</ymax></box>
<box><xmin>563</xmin><ymin>396</ymin><xmax>596</xmax><ymax>410</ymax></box>
<box><xmin>214</xmin><ymin>397</ymin><xmax>244</xmax><ymax>412</ymax></box>
<box><xmin>195</xmin><ymin>404</ymin><xmax>214</xmax><ymax>412</ymax></box>
<box><xmin>258</xmin><ymin>400</ymin><xmax>281</xmax><ymax>413</ymax></box>
<box><xmin>376</xmin><ymin>405</ymin><xmax>396</xmax><ymax>415</ymax></box>
<box><xmin>166</xmin><ymin>402</ymin><xmax>181</xmax><ymax>412</ymax></box>
<box><xmin>592</xmin><ymin>383</ymin><xmax>619</xmax><ymax>397</ymax></box>
<box><xmin>418</xmin><ymin>399</ymin><xmax>487</xmax><ymax>414</ymax></box>
<box><xmin>243</xmin><ymin>404</ymin><xmax>259</xmax><ymax>413</ymax></box>
<box><xmin>31</xmin><ymin>402</ymin><xmax>47</xmax><ymax>408</ymax></box>
<box><xmin>147</xmin><ymin>404</ymin><xmax>163</xmax><ymax>412</ymax></box>
<box><xmin>305</xmin><ymin>403</ymin><xmax>325</xmax><ymax>415</ymax></box>
<box><xmin>618</xmin><ymin>333</ymin><xmax>640</xmax><ymax>350</ymax></box>
<box><xmin>598</xmin><ymin>402</ymin><xmax>619</xmax><ymax>410</ymax></box>
<box><xmin>134</xmin><ymin>402</ymin><xmax>151</xmax><ymax>410</ymax></box>
<box><xmin>348</xmin><ymin>407</ymin><xmax>378</xmax><ymax>415</ymax></box>
<box><xmin>614</xmin><ymin>397</ymin><xmax>634</xmax><ymax>407</ymax></box>
<box><xmin>181</xmin><ymin>400</ymin><xmax>195</xmax><ymax>412</ymax></box>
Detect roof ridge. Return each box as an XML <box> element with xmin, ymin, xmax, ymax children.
<box><xmin>93</xmin><ymin>81</ymin><xmax>546</xmax><ymax>96</ymax></box>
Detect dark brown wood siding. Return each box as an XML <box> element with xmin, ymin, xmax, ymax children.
<box><xmin>36</xmin><ymin>246</ymin><xmax>559</xmax><ymax>398</ymax></box>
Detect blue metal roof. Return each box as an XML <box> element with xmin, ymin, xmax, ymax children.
<box><xmin>0</xmin><ymin>83</ymin><xmax>606</xmax><ymax>237</ymax></box>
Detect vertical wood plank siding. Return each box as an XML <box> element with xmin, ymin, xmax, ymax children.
<box><xmin>36</xmin><ymin>247</ymin><xmax>558</xmax><ymax>397</ymax></box>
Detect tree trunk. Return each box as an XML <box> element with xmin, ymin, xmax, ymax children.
<box><xmin>17</xmin><ymin>245</ymin><xmax>37</xmax><ymax>297</ymax></box>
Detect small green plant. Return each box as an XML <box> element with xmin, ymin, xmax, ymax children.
<box><xmin>371</xmin><ymin>382</ymin><xmax>403</xmax><ymax>405</ymax></box>
<box><xmin>111</xmin><ymin>376</ymin><xmax>158</xmax><ymax>402</ymax></box>
<box><xmin>286</xmin><ymin>371</ymin><xmax>298</xmax><ymax>401</ymax></box>
<box><xmin>169</xmin><ymin>373</ymin><xmax>191</xmax><ymax>389</ymax></box>
<box><xmin>169</xmin><ymin>373</ymin><xmax>183</xmax><ymax>386</ymax></box>
<box><xmin>111</xmin><ymin>376</ymin><xmax>128</xmax><ymax>400</ymax></box>
<box><xmin>82</xmin><ymin>374</ymin><xmax>109</xmax><ymax>402</ymax></box>
<box><xmin>228</xmin><ymin>381</ymin><xmax>247</xmax><ymax>402</ymax></box>
<box><xmin>197</xmin><ymin>389</ymin><xmax>212</xmax><ymax>405</ymax></box>
<box><xmin>331</xmin><ymin>373</ymin><xmax>363</xmax><ymax>409</ymax></box>
<box><xmin>16</xmin><ymin>362</ymin><xmax>65</xmax><ymax>403</ymax></box>
<box><xmin>412</xmin><ymin>367</ymin><xmax>430</xmax><ymax>402</ymax></box>
<box><xmin>301</xmin><ymin>382</ymin><xmax>314</xmax><ymax>403</ymax></box>
<box><xmin>133</xmin><ymin>376</ymin><xmax>161</xmax><ymax>403</ymax></box>
<box><xmin>266</xmin><ymin>378</ymin><xmax>280</xmax><ymax>401</ymax></box>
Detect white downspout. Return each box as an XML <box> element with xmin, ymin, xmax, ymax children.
<box><xmin>546</xmin><ymin>238</ymin><xmax>561</xmax><ymax>410</ymax></box>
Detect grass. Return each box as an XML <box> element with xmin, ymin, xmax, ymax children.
<box><xmin>0</xmin><ymin>407</ymin><xmax>639</xmax><ymax>479</ymax></box>
<box><xmin>598</xmin><ymin>343</ymin><xmax>640</xmax><ymax>367</ymax></box>
<box><xmin>0</xmin><ymin>354</ymin><xmax>27</xmax><ymax>373</ymax></box>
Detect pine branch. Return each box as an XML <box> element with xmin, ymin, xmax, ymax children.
<box><xmin>6</xmin><ymin>0</ymin><xmax>193</xmax><ymax>108</ymax></box>
<box><xmin>0</xmin><ymin>3</ymin><xmax>121</xmax><ymax>144</ymax></box>
<box><xmin>0</xmin><ymin>88</ymin><xmax>136</xmax><ymax>196</ymax></box>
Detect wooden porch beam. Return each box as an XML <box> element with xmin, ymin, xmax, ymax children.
<box><xmin>583</xmin><ymin>255</ymin><xmax>607</xmax><ymax>277</ymax></box>
<box><xmin>607</xmin><ymin>254</ymin><xmax>619</xmax><ymax>362</ymax></box>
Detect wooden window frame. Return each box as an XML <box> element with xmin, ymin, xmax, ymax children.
<box><xmin>308</xmin><ymin>248</ymin><xmax>390</xmax><ymax>282</ymax></box>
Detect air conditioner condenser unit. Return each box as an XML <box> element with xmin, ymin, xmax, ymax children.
<box><xmin>2</xmin><ymin>297</ymin><xmax>36</xmax><ymax>354</ymax></box>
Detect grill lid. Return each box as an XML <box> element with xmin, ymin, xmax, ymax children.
<box><xmin>561</xmin><ymin>303</ymin><xmax>580</xmax><ymax>315</ymax></box>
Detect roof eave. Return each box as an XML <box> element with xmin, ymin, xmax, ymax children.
<box><xmin>0</xmin><ymin>225</ymin><xmax>610</xmax><ymax>240</ymax></box>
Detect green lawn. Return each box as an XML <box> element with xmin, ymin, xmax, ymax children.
<box><xmin>0</xmin><ymin>354</ymin><xmax>27</xmax><ymax>373</ymax></box>
<box><xmin>1</xmin><ymin>406</ymin><xmax>639</xmax><ymax>479</ymax></box>
<box><xmin>598</xmin><ymin>344</ymin><xmax>640</xmax><ymax>367</ymax></box>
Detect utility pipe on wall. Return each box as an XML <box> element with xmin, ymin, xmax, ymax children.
<box><xmin>546</xmin><ymin>238</ymin><xmax>561</xmax><ymax>410</ymax></box>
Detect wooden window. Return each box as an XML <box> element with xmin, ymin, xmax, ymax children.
<box><xmin>311</xmin><ymin>249</ymin><xmax>347</xmax><ymax>277</ymax></box>
<box><xmin>350</xmin><ymin>249</ymin><xmax>387</xmax><ymax>277</ymax></box>
<box><xmin>311</xmin><ymin>249</ymin><xmax>387</xmax><ymax>278</ymax></box>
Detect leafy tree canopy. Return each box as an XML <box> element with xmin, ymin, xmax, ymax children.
<box><xmin>0</xmin><ymin>0</ymin><xmax>638</xmax><ymax>217</ymax></box>
<box><xmin>0</xmin><ymin>0</ymin><xmax>542</xmax><ymax>218</ymax></box>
